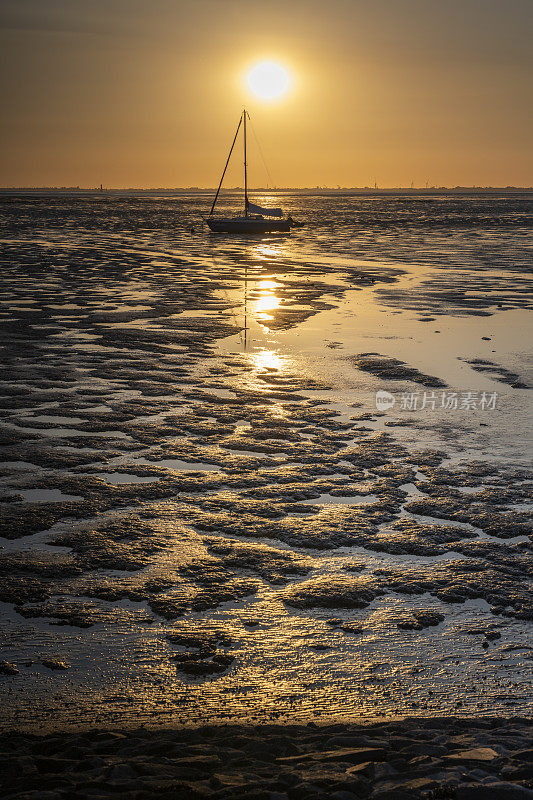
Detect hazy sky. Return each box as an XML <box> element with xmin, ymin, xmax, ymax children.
<box><xmin>1</xmin><ymin>0</ymin><xmax>532</xmax><ymax>187</ymax></box>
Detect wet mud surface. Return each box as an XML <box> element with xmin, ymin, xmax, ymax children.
<box><xmin>0</xmin><ymin>192</ymin><xmax>531</xmax><ymax>731</ymax></box>
<box><xmin>350</xmin><ymin>355</ymin><xmax>446</xmax><ymax>388</ymax></box>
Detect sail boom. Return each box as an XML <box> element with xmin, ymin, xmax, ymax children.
<box><xmin>246</xmin><ymin>200</ymin><xmax>283</xmax><ymax>217</ymax></box>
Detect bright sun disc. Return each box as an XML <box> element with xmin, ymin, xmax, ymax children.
<box><xmin>246</xmin><ymin>61</ymin><xmax>290</xmax><ymax>101</ymax></box>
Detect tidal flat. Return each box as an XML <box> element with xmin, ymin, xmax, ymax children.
<box><xmin>0</xmin><ymin>192</ymin><xmax>531</xmax><ymax>747</ymax></box>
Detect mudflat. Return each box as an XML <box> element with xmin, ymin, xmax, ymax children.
<box><xmin>0</xmin><ymin>192</ymin><xmax>531</xmax><ymax>744</ymax></box>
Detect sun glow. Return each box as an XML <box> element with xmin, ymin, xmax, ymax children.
<box><xmin>245</xmin><ymin>61</ymin><xmax>291</xmax><ymax>101</ymax></box>
<box><xmin>254</xmin><ymin>292</ymin><xmax>281</xmax><ymax>318</ymax></box>
<box><xmin>250</xmin><ymin>349</ymin><xmax>284</xmax><ymax>372</ymax></box>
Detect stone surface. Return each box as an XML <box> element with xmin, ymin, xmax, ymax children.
<box><xmin>0</xmin><ymin>718</ymin><xmax>531</xmax><ymax>800</ymax></box>
<box><xmin>457</xmin><ymin>783</ymin><xmax>533</xmax><ymax>799</ymax></box>
<box><xmin>445</xmin><ymin>747</ymin><xmax>500</xmax><ymax>762</ymax></box>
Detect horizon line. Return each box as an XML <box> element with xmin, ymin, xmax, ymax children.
<box><xmin>1</xmin><ymin>185</ymin><xmax>533</xmax><ymax>193</ymax></box>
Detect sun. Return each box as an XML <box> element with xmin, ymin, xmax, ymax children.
<box><xmin>245</xmin><ymin>60</ymin><xmax>291</xmax><ymax>101</ymax></box>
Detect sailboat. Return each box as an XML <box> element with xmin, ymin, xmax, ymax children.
<box><xmin>206</xmin><ymin>109</ymin><xmax>300</xmax><ymax>233</ymax></box>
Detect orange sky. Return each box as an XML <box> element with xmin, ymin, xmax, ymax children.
<box><xmin>1</xmin><ymin>0</ymin><xmax>532</xmax><ymax>187</ymax></box>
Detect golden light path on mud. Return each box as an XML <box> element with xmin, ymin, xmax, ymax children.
<box><xmin>248</xmin><ymin>349</ymin><xmax>285</xmax><ymax>373</ymax></box>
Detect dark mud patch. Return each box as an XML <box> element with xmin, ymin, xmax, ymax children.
<box><xmin>0</xmin><ymin>551</ymin><xmax>82</xmax><ymax>580</ymax></box>
<box><xmin>189</xmin><ymin>576</ymin><xmax>262</xmax><ymax>612</ymax></box>
<box><xmin>204</xmin><ymin>539</ymin><xmax>312</xmax><ymax>584</ymax></box>
<box><xmin>404</xmin><ymin>496</ymin><xmax>532</xmax><ymax>539</ymax></box>
<box><xmin>15</xmin><ymin>600</ymin><xmax>153</xmax><ymax>628</ymax></box>
<box><xmin>0</xmin><ymin>468</ymin><xmax>189</xmax><ymax>539</ymax></box>
<box><xmin>373</xmin><ymin>559</ymin><xmax>532</xmax><ymax>621</ymax></box>
<box><xmin>463</xmin><ymin>358</ymin><xmax>531</xmax><ymax>389</ymax></box>
<box><xmin>40</xmin><ymin>658</ymin><xmax>70</xmax><ymax>670</ymax></box>
<box><xmin>350</xmin><ymin>354</ymin><xmax>446</xmax><ymax>388</ymax></box>
<box><xmin>361</xmin><ymin>518</ymin><xmax>477</xmax><ymax>556</ymax></box>
<box><xmin>283</xmin><ymin>576</ymin><xmax>381</xmax><ymax>609</ymax></box>
<box><xmin>396</xmin><ymin>609</ymin><xmax>445</xmax><ymax>629</ymax></box>
<box><xmin>376</xmin><ymin>262</ymin><xmax>533</xmax><ymax>316</ymax></box>
<box><xmin>0</xmin><ymin>574</ymin><xmax>55</xmax><ymax>606</ymax></box>
<box><xmin>166</xmin><ymin>623</ymin><xmax>235</xmax><ymax>677</ymax></box>
<box><xmin>0</xmin><ymin>660</ymin><xmax>19</xmax><ymax>675</ymax></box>
<box><xmin>49</xmin><ymin>515</ymin><xmax>166</xmax><ymax>572</ymax></box>
<box><xmin>191</xmin><ymin>503</ymin><xmax>380</xmax><ymax>549</ymax></box>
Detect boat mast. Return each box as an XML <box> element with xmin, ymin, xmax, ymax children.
<box><xmin>243</xmin><ymin>108</ymin><xmax>248</xmax><ymax>217</ymax></box>
<box><xmin>209</xmin><ymin>114</ymin><xmax>243</xmax><ymax>216</ymax></box>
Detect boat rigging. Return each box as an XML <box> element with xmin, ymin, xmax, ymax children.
<box><xmin>206</xmin><ymin>109</ymin><xmax>302</xmax><ymax>233</ymax></box>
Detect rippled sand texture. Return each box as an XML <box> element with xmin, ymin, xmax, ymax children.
<box><xmin>0</xmin><ymin>192</ymin><xmax>531</xmax><ymax>731</ymax></box>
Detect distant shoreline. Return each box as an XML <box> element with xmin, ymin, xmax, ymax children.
<box><xmin>1</xmin><ymin>187</ymin><xmax>532</xmax><ymax>196</ymax></box>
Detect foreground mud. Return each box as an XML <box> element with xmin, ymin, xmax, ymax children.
<box><xmin>1</xmin><ymin>718</ymin><xmax>532</xmax><ymax>799</ymax></box>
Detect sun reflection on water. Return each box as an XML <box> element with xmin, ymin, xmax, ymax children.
<box><xmin>249</xmin><ymin>348</ymin><xmax>284</xmax><ymax>372</ymax></box>
<box><xmin>251</xmin><ymin>278</ymin><xmax>282</xmax><ymax>320</ymax></box>
<box><xmin>257</xmin><ymin>279</ymin><xmax>279</xmax><ymax>290</ymax></box>
<box><xmin>254</xmin><ymin>294</ymin><xmax>281</xmax><ymax>318</ymax></box>
<box><xmin>240</xmin><ymin>348</ymin><xmax>293</xmax><ymax>419</ymax></box>
<box><xmin>251</xmin><ymin>245</ymin><xmax>280</xmax><ymax>260</ymax></box>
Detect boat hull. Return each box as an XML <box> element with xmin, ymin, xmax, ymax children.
<box><xmin>206</xmin><ymin>217</ymin><xmax>291</xmax><ymax>233</ymax></box>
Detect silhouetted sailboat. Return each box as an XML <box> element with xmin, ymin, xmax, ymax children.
<box><xmin>206</xmin><ymin>109</ymin><xmax>301</xmax><ymax>233</ymax></box>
